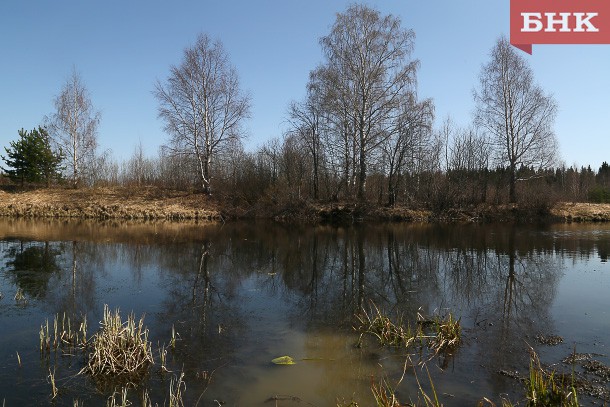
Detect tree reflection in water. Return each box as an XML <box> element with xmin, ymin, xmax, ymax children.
<box><xmin>2</xmin><ymin>220</ymin><xmax>606</xmax><ymax>406</ymax></box>
<box><xmin>4</xmin><ymin>241</ymin><xmax>62</xmax><ymax>298</ymax></box>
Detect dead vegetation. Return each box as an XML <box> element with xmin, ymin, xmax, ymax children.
<box><xmin>0</xmin><ymin>186</ymin><xmax>222</xmax><ymax>221</ymax></box>
<box><xmin>552</xmin><ymin>202</ymin><xmax>610</xmax><ymax>222</ymax></box>
<box><xmin>3</xmin><ymin>186</ymin><xmax>610</xmax><ymax>222</ymax></box>
<box><xmin>81</xmin><ymin>305</ymin><xmax>154</xmax><ymax>383</ymax></box>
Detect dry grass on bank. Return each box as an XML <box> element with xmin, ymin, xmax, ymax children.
<box><xmin>2</xmin><ymin>186</ymin><xmax>610</xmax><ymax>222</ymax></box>
<box><xmin>551</xmin><ymin>202</ymin><xmax>610</xmax><ymax>222</ymax></box>
<box><xmin>0</xmin><ymin>186</ymin><xmax>222</xmax><ymax>221</ymax></box>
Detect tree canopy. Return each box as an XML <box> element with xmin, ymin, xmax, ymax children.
<box><xmin>154</xmin><ymin>33</ymin><xmax>250</xmax><ymax>195</ymax></box>
<box><xmin>46</xmin><ymin>69</ymin><xmax>100</xmax><ymax>188</ymax></box>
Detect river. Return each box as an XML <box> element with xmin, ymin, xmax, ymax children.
<box><xmin>0</xmin><ymin>219</ymin><xmax>609</xmax><ymax>405</ymax></box>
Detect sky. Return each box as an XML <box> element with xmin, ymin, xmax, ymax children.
<box><xmin>0</xmin><ymin>1</ymin><xmax>608</xmax><ymax>168</ymax></box>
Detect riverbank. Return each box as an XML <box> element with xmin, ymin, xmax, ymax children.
<box><xmin>1</xmin><ymin>187</ymin><xmax>610</xmax><ymax>223</ymax></box>
<box><xmin>0</xmin><ymin>187</ymin><xmax>223</xmax><ymax>221</ymax></box>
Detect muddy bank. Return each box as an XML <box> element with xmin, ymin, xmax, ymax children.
<box><xmin>2</xmin><ymin>187</ymin><xmax>610</xmax><ymax>223</ymax></box>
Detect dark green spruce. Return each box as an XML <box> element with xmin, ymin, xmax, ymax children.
<box><xmin>1</xmin><ymin>127</ymin><xmax>64</xmax><ymax>187</ymax></box>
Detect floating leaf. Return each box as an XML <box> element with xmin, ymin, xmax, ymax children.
<box><xmin>272</xmin><ymin>356</ymin><xmax>296</xmax><ymax>365</ymax></box>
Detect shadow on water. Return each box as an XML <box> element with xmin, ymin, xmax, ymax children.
<box><xmin>0</xmin><ymin>219</ymin><xmax>609</xmax><ymax>405</ymax></box>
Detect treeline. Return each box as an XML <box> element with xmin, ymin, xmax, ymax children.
<box><xmin>4</xmin><ymin>135</ymin><xmax>605</xmax><ymax>209</ymax></box>
<box><xmin>1</xmin><ymin>4</ymin><xmax>608</xmax><ymax>211</ymax></box>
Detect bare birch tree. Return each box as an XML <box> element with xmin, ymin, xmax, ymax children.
<box><xmin>287</xmin><ymin>70</ymin><xmax>326</xmax><ymax>199</ymax></box>
<box><xmin>319</xmin><ymin>4</ymin><xmax>420</xmax><ymax>201</ymax></box>
<box><xmin>474</xmin><ymin>37</ymin><xmax>558</xmax><ymax>203</ymax></box>
<box><xmin>47</xmin><ymin>69</ymin><xmax>100</xmax><ymax>187</ymax></box>
<box><xmin>154</xmin><ymin>33</ymin><xmax>250</xmax><ymax>195</ymax></box>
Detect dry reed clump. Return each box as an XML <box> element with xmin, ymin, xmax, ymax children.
<box><xmin>81</xmin><ymin>305</ymin><xmax>153</xmax><ymax>382</ymax></box>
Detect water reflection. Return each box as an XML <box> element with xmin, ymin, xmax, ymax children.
<box><xmin>3</xmin><ymin>241</ymin><xmax>62</xmax><ymax>298</ymax></box>
<box><xmin>0</xmin><ymin>220</ymin><xmax>608</xmax><ymax>405</ymax></box>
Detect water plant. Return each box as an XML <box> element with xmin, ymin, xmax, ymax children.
<box><xmin>428</xmin><ymin>312</ymin><xmax>461</xmax><ymax>355</ymax></box>
<box><xmin>370</xmin><ymin>376</ymin><xmax>402</xmax><ymax>407</ymax></box>
<box><xmin>14</xmin><ymin>288</ymin><xmax>26</xmax><ymax>303</ymax></box>
<box><xmin>48</xmin><ymin>367</ymin><xmax>58</xmax><ymax>400</ymax></box>
<box><xmin>159</xmin><ymin>343</ymin><xmax>169</xmax><ymax>372</ymax></box>
<box><xmin>40</xmin><ymin>319</ymin><xmax>51</xmax><ymax>353</ymax></box>
<box><xmin>356</xmin><ymin>303</ymin><xmax>422</xmax><ymax>348</ymax></box>
<box><xmin>106</xmin><ymin>387</ymin><xmax>129</xmax><ymax>407</ymax></box>
<box><xmin>412</xmin><ymin>364</ymin><xmax>442</xmax><ymax>407</ymax></box>
<box><xmin>169</xmin><ymin>372</ymin><xmax>186</xmax><ymax>407</ymax></box>
<box><xmin>39</xmin><ymin>313</ymin><xmax>87</xmax><ymax>356</ymax></box>
<box><xmin>170</xmin><ymin>324</ymin><xmax>177</xmax><ymax>350</ymax></box>
<box><xmin>526</xmin><ymin>350</ymin><xmax>579</xmax><ymax>407</ymax></box>
<box><xmin>81</xmin><ymin>304</ymin><xmax>153</xmax><ymax>383</ymax></box>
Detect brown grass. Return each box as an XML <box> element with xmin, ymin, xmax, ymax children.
<box><xmin>2</xmin><ymin>186</ymin><xmax>610</xmax><ymax>223</ymax></box>
<box><xmin>0</xmin><ymin>186</ymin><xmax>222</xmax><ymax>221</ymax></box>
<box><xmin>551</xmin><ymin>202</ymin><xmax>610</xmax><ymax>222</ymax></box>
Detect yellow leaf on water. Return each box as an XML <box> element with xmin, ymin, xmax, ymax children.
<box><xmin>271</xmin><ymin>356</ymin><xmax>296</xmax><ymax>365</ymax></box>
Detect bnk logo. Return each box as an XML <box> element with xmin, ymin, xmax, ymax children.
<box><xmin>510</xmin><ymin>0</ymin><xmax>610</xmax><ymax>54</ymax></box>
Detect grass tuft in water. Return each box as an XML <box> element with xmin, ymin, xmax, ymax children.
<box><xmin>169</xmin><ymin>372</ymin><xmax>186</xmax><ymax>407</ymax></box>
<box><xmin>103</xmin><ymin>372</ymin><xmax>186</xmax><ymax>407</ymax></box>
<box><xmin>40</xmin><ymin>314</ymin><xmax>87</xmax><ymax>356</ymax></box>
<box><xmin>526</xmin><ymin>349</ymin><xmax>579</xmax><ymax>407</ymax></box>
<box><xmin>356</xmin><ymin>303</ymin><xmax>422</xmax><ymax>348</ymax></box>
<box><xmin>106</xmin><ymin>387</ymin><xmax>129</xmax><ymax>407</ymax></box>
<box><xmin>81</xmin><ymin>304</ymin><xmax>153</xmax><ymax>384</ymax></box>
<box><xmin>370</xmin><ymin>376</ymin><xmax>402</xmax><ymax>406</ymax></box>
<box><xmin>428</xmin><ymin>312</ymin><xmax>461</xmax><ymax>355</ymax></box>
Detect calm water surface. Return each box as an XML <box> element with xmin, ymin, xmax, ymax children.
<box><xmin>0</xmin><ymin>219</ymin><xmax>609</xmax><ymax>406</ymax></box>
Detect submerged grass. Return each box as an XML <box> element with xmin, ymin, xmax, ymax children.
<box><xmin>336</xmin><ymin>358</ymin><xmax>443</xmax><ymax>407</ymax></box>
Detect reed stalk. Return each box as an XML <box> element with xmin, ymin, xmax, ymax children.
<box><xmin>169</xmin><ymin>372</ymin><xmax>186</xmax><ymax>407</ymax></box>
<box><xmin>48</xmin><ymin>367</ymin><xmax>58</xmax><ymax>399</ymax></box>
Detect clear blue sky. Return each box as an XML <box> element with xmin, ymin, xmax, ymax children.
<box><xmin>1</xmin><ymin>1</ymin><xmax>608</xmax><ymax>168</ymax></box>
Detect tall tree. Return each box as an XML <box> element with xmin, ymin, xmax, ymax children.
<box><xmin>1</xmin><ymin>127</ymin><xmax>63</xmax><ymax>187</ymax></box>
<box><xmin>474</xmin><ymin>37</ymin><xmax>558</xmax><ymax>203</ymax></box>
<box><xmin>46</xmin><ymin>69</ymin><xmax>100</xmax><ymax>188</ymax></box>
<box><xmin>319</xmin><ymin>4</ymin><xmax>420</xmax><ymax>201</ymax></box>
<box><xmin>155</xmin><ymin>33</ymin><xmax>250</xmax><ymax>195</ymax></box>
